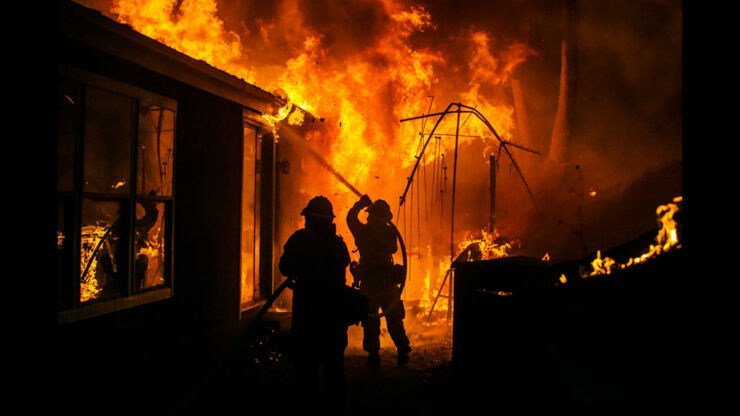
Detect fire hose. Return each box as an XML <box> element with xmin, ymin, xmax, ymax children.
<box><xmin>358</xmin><ymin>217</ymin><xmax>407</xmax><ymax>319</ymax></box>
<box><xmin>248</xmin><ymin>129</ymin><xmax>408</xmax><ymax>324</ymax></box>
<box><xmin>172</xmin><ymin>212</ymin><xmax>402</xmax><ymax>414</ymax></box>
<box><xmin>249</xmin><ymin>196</ymin><xmax>407</xmax><ymax>326</ymax></box>
<box><xmin>173</xmin><ymin>131</ymin><xmax>406</xmax><ymax>414</ymax></box>
<box><xmin>172</xmin><ymin>203</ymin><xmax>404</xmax><ymax>414</ymax></box>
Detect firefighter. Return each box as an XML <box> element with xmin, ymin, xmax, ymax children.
<box><xmin>279</xmin><ymin>196</ymin><xmax>351</xmax><ymax>415</ymax></box>
<box><xmin>347</xmin><ymin>194</ymin><xmax>411</xmax><ymax>367</ymax></box>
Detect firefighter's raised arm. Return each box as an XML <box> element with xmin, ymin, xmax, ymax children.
<box><xmin>347</xmin><ymin>194</ymin><xmax>372</xmax><ymax>235</ymax></box>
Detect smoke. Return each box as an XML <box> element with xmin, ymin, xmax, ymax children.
<box><xmin>575</xmin><ymin>0</ymin><xmax>682</xmax><ymax>181</ymax></box>
<box><xmin>73</xmin><ymin>0</ymin><xmax>683</xmax><ymax>262</ymax></box>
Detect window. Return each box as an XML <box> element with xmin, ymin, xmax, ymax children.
<box><xmin>240</xmin><ymin>123</ymin><xmax>261</xmax><ymax>308</ymax></box>
<box><xmin>57</xmin><ymin>66</ymin><xmax>175</xmax><ymax>323</ymax></box>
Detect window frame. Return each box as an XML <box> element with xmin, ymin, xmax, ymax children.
<box><xmin>57</xmin><ymin>65</ymin><xmax>176</xmax><ymax>325</ymax></box>
<box><xmin>239</xmin><ymin>119</ymin><xmax>265</xmax><ymax>314</ymax></box>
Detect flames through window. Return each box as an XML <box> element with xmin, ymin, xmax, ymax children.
<box><xmin>57</xmin><ymin>67</ymin><xmax>175</xmax><ymax>312</ymax></box>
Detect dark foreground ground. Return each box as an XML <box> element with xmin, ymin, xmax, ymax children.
<box><xmin>178</xmin><ymin>316</ymin><xmax>462</xmax><ymax>415</ymax></box>
<box><xmin>176</xmin><ymin>309</ymin><xmax>683</xmax><ymax>415</ymax></box>
<box><xmin>177</xmin><ymin>250</ymin><xmax>688</xmax><ymax>414</ymax></box>
<box><xmin>51</xmin><ymin>247</ymin><xmax>687</xmax><ymax>415</ymax></box>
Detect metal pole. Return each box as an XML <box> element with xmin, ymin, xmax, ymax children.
<box><xmin>458</xmin><ymin>104</ymin><xmax>537</xmax><ymax>207</ymax></box>
<box><xmin>450</xmin><ymin>106</ymin><xmax>460</xmax><ymax>264</ymax></box>
<box><xmin>399</xmin><ymin>103</ymin><xmax>455</xmax><ymax>207</ymax></box>
<box><xmin>416</xmin><ymin>168</ymin><xmax>421</xmax><ymax>256</ymax></box>
<box><xmin>427</xmin><ymin>268</ymin><xmax>451</xmax><ymax>322</ymax></box>
<box><xmin>156</xmin><ymin>108</ymin><xmax>164</xmax><ymax>182</ymax></box>
<box><xmin>400</xmin><ymin>110</ymin><xmax>475</xmax><ymax>123</ymax></box>
<box><xmin>448</xmin><ymin>106</ymin><xmax>461</xmax><ymax>324</ymax></box>
<box><xmin>441</xmin><ymin>159</ymin><xmax>446</xmax><ymax>232</ymax></box>
<box><xmin>489</xmin><ymin>154</ymin><xmax>497</xmax><ymax>232</ymax></box>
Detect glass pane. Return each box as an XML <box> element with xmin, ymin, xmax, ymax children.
<box><xmin>134</xmin><ymin>200</ymin><xmax>166</xmax><ymax>291</ymax></box>
<box><xmin>57</xmin><ymin>200</ymin><xmax>66</xmax><ymax>251</ymax></box>
<box><xmin>80</xmin><ymin>199</ymin><xmax>125</xmax><ymax>303</ymax></box>
<box><xmin>58</xmin><ymin>199</ymin><xmax>71</xmax><ymax>309</ymax></box>
<box><xmin>241</xmin><ymin>125</ymin><xmax>260</xmax><ymax>304</ymax></box>
<box><xmin>83</xmin><ymin>87</ymin><xmax>132</xmax><ymax>194</ymax></box>
<box><xmin>58</xmin><ymin>78</ymin><xmax>79</xmax><ymax>191</ymax></box>
<box><xmin>137</xmin><ymin>102</ymin><xmax>175</xmax><ymax>196</ymax></box>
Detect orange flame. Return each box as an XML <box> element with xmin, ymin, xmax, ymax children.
<box><xmin>80</xmin><ymin>224</ymin><xmax>108</xmax><ymax>302</ymax></box>
<box><xmin>456</xmin><ymin>228</ymin><xmax>519</xmax><ymax>262</ymax></box>
<box><xmin>575</xmin><ymin>196</ymin><xmax>682</xmax><ymax>279</ymax></box>
<box><xmin>111</xmin><ymin>0</ymin><xmax>256</xmax><ymax>83</ymax></box>
<box><xmin>87</xmin><ymin>0</ymin><xmax>536</xmax><ymax>328</ymax></box>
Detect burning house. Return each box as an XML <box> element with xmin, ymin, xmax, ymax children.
<box><xmin>49</xmin><ymin>0</ymin><xmax>684</xmax><ymax>412</ymax></box>
<box><xmin>52</xmin><ymin>0</ymin><xmax>295</xmax><ymax>411</ymax></box>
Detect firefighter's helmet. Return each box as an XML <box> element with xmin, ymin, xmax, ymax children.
<box><xmin>367</xmin><ymin>199</ymin><xmax>393</xmax><ymax>221</ymax></box>
<box><xmin>301</xmin><ymin>196</ymin><xmax>335</xmax><ymax>219</ymax></box>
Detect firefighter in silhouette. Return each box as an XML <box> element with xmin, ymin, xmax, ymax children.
<box><xmin>347</xmin><ymin>195</ymin><xmax>411</xmax><ymax>367</ymax></box>
<box><xmin>279</xmin><ymin>196</ymin><xmax>351</xmax><ymax>414</ymax></box>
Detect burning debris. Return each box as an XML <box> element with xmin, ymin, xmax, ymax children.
<box><xmin>574</xmin><ymin>196</ymin><xmax>682</xmax><ymax>281</ymax></box>
<box><xmin>77</xmin><ymin>206</ymin><xmax>166</xmax><ymax>304</ymax></box>
<box><xmin>79</xmin><ymin>224</ymin><xmax>109</xmax><ymax>302</ymax></box>
<box><xmin>456</xmin><ymin>228</ymin><xmax>519</xmax><ymax>262</ymax></box>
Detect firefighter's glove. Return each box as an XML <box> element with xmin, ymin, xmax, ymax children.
<box><xmin>359</xmin><ymin>194</ymin><xmax>372</xmax><ymax>208</ymax></box>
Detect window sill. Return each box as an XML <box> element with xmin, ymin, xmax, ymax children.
<box><xmin>57</xmin><ymin>287</ymin><xmax>173</xmax><ymax>325</ymax></box>
<box><xmin>239</xmin><ymin>298</ymin><xmax>267</xmax><ymax>319</ymax></box>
